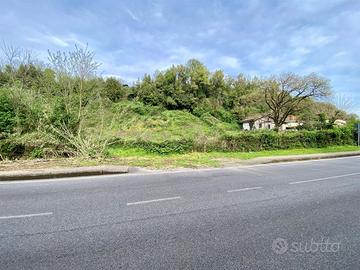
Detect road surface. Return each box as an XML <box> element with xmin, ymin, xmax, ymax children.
<box><xmin>1</xmin><ymin>157</ymin><xmax>360</xmax><ymax>269</ymax></box>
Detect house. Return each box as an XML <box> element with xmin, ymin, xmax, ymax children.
<box><xmin>334</xmin><ymin>119</ymin><xmax>347</xmax><ymax>126</ymax></box>
<box><xmin>281</xmin><ymin>115</ymin><xmax>302</xmax><ymax>131</ymax></box>
<box><xmin>241</xmin><ymin>114</ymin><xmax>302</xmax><ymax>131</ymax></box>
<box><xmin>241</xmin><ymin>115</ymin><xmax>275</xmax><ymax>131</ymax></box>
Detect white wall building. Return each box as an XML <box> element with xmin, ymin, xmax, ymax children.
<box><xmin>241</xmin><ymin>115</ymin><xmax>302</xmax><ymax>131</ymax></box>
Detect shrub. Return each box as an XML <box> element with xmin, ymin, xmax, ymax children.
<box><xmin>220</xmin><ymin>128</ymin><xmax>355</xmax><ymax>152</ymax></box>
<box><xmin>103</xmin><ymin>77</ymin><xmax>126</xmax><ymax>102</ymax></box>
<box><xmin>0</xmin><ymin>88</ymin><xmax>16</xmax><ymax>135</ymax></box>
<box><xmin>49</xmin><ymin>98</ymin><xmax>79</xmax><ymax>133</ymax></box>
<box><xmin>114</xmin><ymin>101</ymin><xmax>162</xmax><ymax>116</ymax></box>
<box><xmin>0</xmin><ymin>139</ymin><xmax>25</xmax><ymax>160</ymax></box>
<box><xmin>114</xmin><ymin>139</ymin><xmax>194</xmax><ymax>154</ymax></box>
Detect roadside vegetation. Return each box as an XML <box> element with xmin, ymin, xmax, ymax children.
<box><xmin>0</xmin><ymin>43</ymin><xmax>358</xmax><ymax>166</ymax></box>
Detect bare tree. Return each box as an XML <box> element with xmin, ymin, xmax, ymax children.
<box><xmin>1</xmin><ymin>42</ymin><xmax>36</xmax><ymax>67</ymax></box>
<box><xmin>330</xmin><ymin>93</ymin><xmax>357</xmax><ymax>113</ymax></box>
<box><xmin>264</xmin><ymin>73</ymin><xmax>331</xmax><ymax>130</ymax></box>
<box><xmin>1</xmin><ymin>42</ymin><xmax>37</xmax><ymax>85</ymax></box>
<box><xmin>69</xmin><ymin>44</ymin><xmax>101</xmax><ymax>122</ymax></box>
<box><xmin>48</xmin><ymin>44</ymin><xmax>101</xmax><ymax>129</ymax></box>
<box><xmin>1</xmin><ymin>42</ymin><xmax>21</xmax><ymax>70</ymax></box>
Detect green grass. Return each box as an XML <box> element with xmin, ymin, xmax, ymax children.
<box><xmin>83</xmin><ymin>101</ymin><xmax>239</xmax><ymax>143</ymax></box>
<box><xmin>107</xmin><ymin>145</ymin><xmax>359</xmax><ymax>169</ymax></box>
<box><xmin>1</xmin><ymin>145</ymin><xmax>357</xmax><ymax>172</ymax></box>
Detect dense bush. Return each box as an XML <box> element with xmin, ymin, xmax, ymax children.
<box><xmin>103</xmin><ymin>77</ymin><xmax>126</xmax><ymax>102</ymax></box>
<box><xmin>108</xmin><ymin>127</ymin><xmax>356</xmax><ymax>155</ymax></box>
<box><xmin>114</xmin><ymin>139</ymin><xmax>194</xmax><ymax>154</ymax></box>
<box><xmin>220</xmin><ymin>127</ymin><xmax>355</xmax><ymax>152</ymax></box>
<box><xmin>0</xmin><ymin>88</ymin><xmax>16</xmax><ymax>135</ymax></box>
<box><xmin>0</xmin><ymin>139</ymin><xmax>25</xmax><ymax>159</ymax></box>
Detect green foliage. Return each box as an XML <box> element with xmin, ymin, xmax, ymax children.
<box><xmin>30</xmin><ymin>148</ymin><xmax>44</xmax><ymax>159</ymax></box>
<box><xmin>115</xmin><ymin>139</ymin><xmax>194</xmax><ymax>154</ymax></box>
<box><xmin>220</xmin><ymin>127</ymin><xmax>355</xmax><ymax>152</ymax></box>
<box><xmin>0</xmin><ymin>44</ymin><xmax>357</xmax><ymax>161</ymax></box>
<box><xmin>0</xmin><ymin>139</ymin><xmax>25</xmax><ymax>160</ymax></box>
<box><xmin>49</xmin><ymin>98</ymin><xmax>79</xmax><ymax>133</ymax></box>
<box><xmin>103</xmin><ymin>77</ymin><xmax>126</xmax><ymax>102</ymax></box>
<box><xmin>0</xmin><ymin>88</ymin><xmax>16</xmax><ymax>134</ymax></box>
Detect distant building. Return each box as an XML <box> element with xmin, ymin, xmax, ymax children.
<box><xmin>334</xmin><ymin>119</ymin><xmax>347</xmax><ymax>126</ymax></box>
<box><xmin>241</xmin><ymin>115</ymin><xmax>275</xmax><ymax>131</ymax></box>
<box><xmin>241</xmin><ymin>114</ymin><xmax>302</xmax><ymax>131</ymax></box>
<box><xmin>282</xmin><ymin>115</ymin><xmax>302</xmax><ymax>130</ymax></box>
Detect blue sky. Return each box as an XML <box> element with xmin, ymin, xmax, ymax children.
<box><xmin>1</xmin><ymin>0</ymin><xmax>359</xmax><ymax>114</ymax></box>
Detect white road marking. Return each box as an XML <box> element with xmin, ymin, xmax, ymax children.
<box><xmin>227</xmin><ymin>186</ymin><xmax>263</xmax><ymax>193</ymax></box>
<box><xmin>0</xmin><ymin>212</ymin><xmax>53</xmax><ymax>220</ymax></box>
<box><xmin>127</xmin><ymin>196</ymin><xmax>181</xmax><ymax>206</ymax></box>
<box><xmin>289</xmin><ymin>172</ymin><xmax>360</xmax><ymax>185</ymax></box>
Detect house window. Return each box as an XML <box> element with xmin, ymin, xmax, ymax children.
<box><xmin>259</xmin><ymin>123</ymin><xmax>262</xmax><ymax>128</ymax></box>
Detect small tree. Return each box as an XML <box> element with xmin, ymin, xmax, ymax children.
<box><xmin>1</xmin><ymin>42</ymin><xmax>35</xmax><ymax>85</ymax></box>
<box><xmin>103</xmin><ymin>77</ymin><xmax>125</xmax><ymax>102</ymax></box>
<box><xmin>264</xmin><ymin>73</ymin><xmax>331</xmax><ymax>130</ymax></box>
<box><xmin>47</xmin><ymin>45</ymin><xmax>109</xmax><ymax>158</ymax></box>
<box><xmin>48</xmin><ymin>44</ymin><xmax>101</xmax><ymax>131</ymax></box>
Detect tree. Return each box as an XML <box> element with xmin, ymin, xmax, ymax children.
<box><xmin>0</xmin><ymin>42</ymin><xmax>35</xmax><ymax>85</ymax></box>
<box><xmin>48</xmin><ymin>44</ymin><xmax>101</xmax><ymax>130</ymax></box>
<box><xmin>264</xmin><ymin>73</ymin><xmax>331</xmax><ymax>130</ymax></box>
<box><xmin>186</xmin><ymin>59</ymin><xmax>210</xmax><ymax>99</ymax></box>
<box><xmin>0</xmin><ymin>88</ymin><xmax>16</xmax><ymax>135</ymax></box>
<box><xmin>103</xmin><ymin>77</ymin><xmax>126</xmax><ymax>102</ymax></box>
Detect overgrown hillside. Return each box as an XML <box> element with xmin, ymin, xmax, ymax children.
<box><xmin>0</xmin><ymin>44</ymin><xmax>358</xmax><ymax>160</ymax></box>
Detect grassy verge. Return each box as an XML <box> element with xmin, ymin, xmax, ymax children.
<box><xmin>0</xmin><ymin>145</ymin><xmax>358</xmax><ymax>171</ymax></box>
<box><xmin>107</xmin><ymin>145</ymin><xmax>360</xmax><ymax>169</ymax></box>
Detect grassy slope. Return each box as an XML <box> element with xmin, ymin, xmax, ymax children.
<box><xmin>83</xmin><ymin>101</ymin><xmax>239</xmax><ymax>142</ymax></box>
<box><xmin>50</xmin><ymin>101</ymin><xmax>358</xmax><ymax>169</ymax></box>
<box><xmin>1</xmin><ymin>101</ymin><xmax>358</xmax><ymax>171</ymax></box>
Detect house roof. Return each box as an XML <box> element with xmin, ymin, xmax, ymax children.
<box><xmin>241</xmin><ymin>114</ymin><xmax>271</xmax><ymax>123</ymax></box>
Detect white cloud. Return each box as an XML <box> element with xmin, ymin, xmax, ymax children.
<box><xmin>294</xmin><ymin>0</ymin><xmax>348</xmax><ymax>12</ymax></box>
<box><xmin>47</xmin><ymin>35</ymin><xmax>69</xmax><ymax>47</ymax></box>
<box><xmin>166</xmin><ymin>46</ymin><xmax>209</xmax><ymax>62</ymax></box>
<box><xmin>26</xmin><ymin>32</ymin><xmax>87</xmax><ymax>48</ymax></box>
<box><xmin>217</xmin><ymin>56</ymin><xmax>240</xmax><ymax>68</ymax></box>
<box><xmin>290</xmin><ymin>27</ymin><xmax>337</xmax><ymax>49</ymax></box>
<box><xmin>259</xmin><ymin>56</ymin><xmax>280</xmax><ymax>67</ymax></box>
<box><xmin>125</xmin><ymin>8</ymin><xmax>140</xmax><ymax>22</ymax></box>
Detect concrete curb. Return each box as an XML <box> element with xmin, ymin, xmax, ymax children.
<box><xmin>0</xmin><ymin>151</ymin><xmax>359</xmax><ymax>181</ymax></box>
<box><xmin>239</xmin><ymin>151</ymin><xmax>360</xmax><ymax>165</ymax></box>
<box><xmin>0</xmin><ymin>165</ymin><xmax>129</xmax><ymax>181</ymax></box>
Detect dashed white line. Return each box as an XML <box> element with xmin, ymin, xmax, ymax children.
<box><xmin>127</xmin><ymin>196</ymin><xmax>181</xmax><ymax>206</ymax></box>
<box><xmin>0</xmin><ymin>212</ymin><xmax>53</xmax><ymax>220</ymax></box>
<box><xmin>227</xmin><ymin>186</ymin><xmax>263</xmax><ymax>193</ymax></box>
<box><xmin>289</xmin><ymin>172</ymin><xmax>360</xmax><ymax>185</ymax></box>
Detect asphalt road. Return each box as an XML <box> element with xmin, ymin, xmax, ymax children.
<box><xmin>1</xmin><ymin>157</ymin><xmax>360</xmax><ymax>269</ymax></box>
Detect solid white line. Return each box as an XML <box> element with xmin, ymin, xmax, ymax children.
<box><xmin>127</xmin><ymin>196</ymin><xmax>181</xmax><ymax>206</ymax></box>
<box><xmin>289</xmin><ymin>172</ymin><xmax>360</xmax><ymax>185</ymax></box>
<box><xmin>227</xmin><ymin>186</ymin><xmax>263</xmax><ymax>193</ymax></box>
<box><xmin>0</xmin><ymin>212</ymin><xmax>53</xmax><ymax>220</ymax></box>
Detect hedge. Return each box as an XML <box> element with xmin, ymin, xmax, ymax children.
<box><xmin>109</xmin><ymin>127</ymin><xmax>356</xmax><ymax>154</ymax></box>
<box><xmin>219</xmin><ymin>128</ymin><xmax>355</xmax><ymax>152</ymax></box>
<box><xmin>1</xmin><ymin>127</ymin><xmax>356</xmax><ymax>159</ymax></box>
<box><xmin>112</xmin><ymin>139</ymin><xmax>194</xmax><ymax>154</ymax></box>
